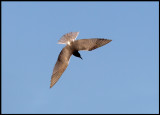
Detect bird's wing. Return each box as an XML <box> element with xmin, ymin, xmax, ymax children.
<box><xmin>73</xmin><ymin>38</ymin><xmax>112</xmax><ymax>51</ymax></box>
<box><xmin>50</xmin><ymin>46</ymin><xmax>72</xmax><ymax>88</ymax></box>
<box><xmin>58</xmin><ymin>32</ymin><xmax>79</xmax><ymax>44</ymax></box>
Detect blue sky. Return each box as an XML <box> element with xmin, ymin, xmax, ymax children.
<box><xmin>2</xmin><ymin>1</ymin><xmax>159</xmax><ymax>114</ymax></box>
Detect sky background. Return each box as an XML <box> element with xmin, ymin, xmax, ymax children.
<box><xmin>2</xmin><ymin>1</ymin><xmax>159</xmax><ymax>114</ymax></box>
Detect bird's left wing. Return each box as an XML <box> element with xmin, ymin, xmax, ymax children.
<box><xmin>73</xmin><ymin>38</ymin><xmax>112</xmax><ymax>51</ymax></box>
<box><xmin>50</xmin><ymin>46</ymin><xmax>73</xmax><ymax>88</ymax></box>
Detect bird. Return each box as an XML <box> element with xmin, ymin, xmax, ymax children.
<box><xmin>50</xmin><ymin>32</ymin><xmax>112</xmax><ymax>88</ymax></box>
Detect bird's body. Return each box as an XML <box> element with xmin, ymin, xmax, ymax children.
<box><xmin>50</xmin><ymin>32</ymin><xmax>112</xmax><ymax>88</ymax></box>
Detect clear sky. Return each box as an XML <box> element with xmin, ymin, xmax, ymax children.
<box><xmin>2</xmin><ymin>1</ymin><xmax>159</xmax><ymax>114</ymax></box>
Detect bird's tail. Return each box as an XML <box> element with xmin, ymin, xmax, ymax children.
<box><xmin>58</xmin><ymin>32</ymin><xmax>79</xmax><ymax>45</ymax></box>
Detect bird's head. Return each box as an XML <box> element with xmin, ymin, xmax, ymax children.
<box><xmin>79</xmin><ymin>55</ymin><xmax>83</xmax><ymax>60</ymax></box>
<box><xmin>73</xmin><ymin>51</ymin><xmax>83</xmax><ymax>60</ymax></box>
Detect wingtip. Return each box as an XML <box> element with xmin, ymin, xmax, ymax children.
<box><xmin>50</xmin><ymin>85</ymin><xmax>53</xmax><ymax>88</ymax></box>
<box><xmin>103</xmin><ymin>38</ymin><xmax>112</xmax><ymax>41</ymax></box>
<box><xmin>50</xmin><ymin>82</ymin><xmax>53</xmax><ymax>88</ymax></box>
<box><xmin>106</xmin><ymin>39</ymin><xmax>112</xmax><ymax>42</ymax></box>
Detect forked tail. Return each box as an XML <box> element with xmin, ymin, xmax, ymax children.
<box><xmin>58</xmin><ymin>32</ymin><xmax>79</xmax><ymax>45</ymax></box>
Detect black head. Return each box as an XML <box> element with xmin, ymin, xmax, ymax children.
<box><xmin>73</xmin><ymin>51</ymin><xmax>83</xmax><ymax>60</ymax></box>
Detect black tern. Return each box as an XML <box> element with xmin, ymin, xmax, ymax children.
<box><xmin>50</xmin><ymin>32</ymin><xmax>112</xmax><ymax>88</ymax></box>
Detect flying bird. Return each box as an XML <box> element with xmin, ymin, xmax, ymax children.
<box><xmin>50</xmin><ymin>32</ymin><xmax>112</xmax><ymax>88</ymax></box>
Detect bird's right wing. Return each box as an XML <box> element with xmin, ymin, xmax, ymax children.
<box><xmin>50</xmin><ymin>46</ymin><xmax>72</xmax><ymax>88</ymax></box>
<box><xmin>73</xmin><ymin>38</ymin><xmax>112</xmax><ymax>51</ymax></box>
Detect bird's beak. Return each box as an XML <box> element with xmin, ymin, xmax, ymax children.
<box><xmin>80</xmin><ymin>56</ymin><xmax>83</xmax><ymax>60</ymax></box>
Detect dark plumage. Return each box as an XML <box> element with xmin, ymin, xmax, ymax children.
<box><xmin>50</xmin><ymin>32</ymin><xmax>112</xmax><ymax>88</ymax></box>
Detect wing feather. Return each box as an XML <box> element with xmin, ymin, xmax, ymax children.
<box><xmin>50</xmin><ymin>46</ymin><xmax>72</xmax><ymax>88</ymax></box>
<box><xmin>73</xmin><ymin>38</ymin><xmax>112</xmax><ymax>51</ymax></box>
